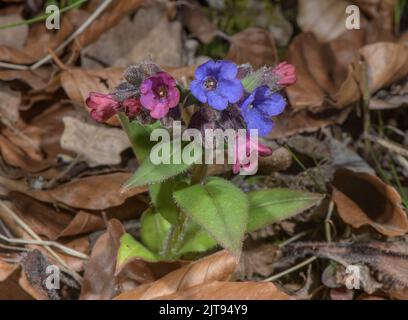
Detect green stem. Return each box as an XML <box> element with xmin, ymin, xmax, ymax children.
<box><xmin>163</xmin><ymin>163</ymin><xmax>208</xmax><ymax>259</ymax></box>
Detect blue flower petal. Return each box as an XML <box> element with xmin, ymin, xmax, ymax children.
<box><xmin>243</xmin><ymin>108</ymin><xmax>274</xmax><ymax>137</ymax></box>
<box><xmin>190</xmin><ymin>79</ymin><xmax>207</xmax><ymax>103</ymax></box>
<box><xmin>207</xmin><ymin>91</ymin><xmax>228</xmax><ymax>110</ymax></box>
<box><xmin>195</xmin><ymin>60</ymin><xmax>216</xmax><ymax>80</ymax></box>
<box><xmin>217</xmin><ymin>60</ymin><xmax>238</xmax><ymax>80</ymax></box>
<box><xmin>257</xmin><ymin>92</ymin><xmax>286</xmax><ymax>117</ymax></box>
<box><xmin>217</xmin><ymin>79</ymin><xmax>243</xmax><ymax>103</ymax></box>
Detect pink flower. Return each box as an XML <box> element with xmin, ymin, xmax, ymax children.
<box><xmin>272</xmin><ymin>62</ymin><xmax>297</xmax><ymax>87</ymax></box>
<box><xmin>86</xmin><ymin>92</ymin><xmax>120</xmax><ymax>122</ymax></box>
<box><xmin>233</xmin><ymin>134</ymin><xmax>272</xmax><ymax>174</ymax></box>
<box><xmin>140</xmin><ymin>72</ymin><xmax>180</xmax><ymax>119</ymax></box>
<box><xmin>123</xmin><ymin>97</ymin><xmax>141</xmax><ymax>118</ymax></box>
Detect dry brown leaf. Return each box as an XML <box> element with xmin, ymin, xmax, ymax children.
<box><xmin>27</xmin><ymin>172</ymin><xmax>147</xmax><ymax>211</ymax></box>
<box><xmin>80</xmin><ymin>219</ymin><xmax>125</xmax><ymax>300</ymax></box>
<box><xmin>0</xmin><ymin>12</ymin><xmax>28</xmax><ymax>48</ymax></box>
<box><xmin>114</xmin><ymin>250</ymin><xmax>237</xmax><ymax>300</ymax></box>
<box><xmin>0</xmin><ymin>83</ymin><xmax>21</xmax><ymax>123</ymax></box>
<box><xmin>156</xmin><ymin>281</ymin><xmax>291</xmax><ymax>300</ymax></box>
<box><xmin>298</xmin><ymin>0</ymin><xmax>395</xmax><ymax>43</ymax></box>
<box><xmin>297</xmin><ymin>0</ymin><xmax>350</xmax><ymax>43</ymax></box>
<box><xmin>0</xmin><ymin>259</ymin><xmax>18</xmax><ymax>282</ymax></box>
<box><xmin>0</xmin><ymin>264</ymin><xmax>33</xmax><ymax>300</ymax></box>
<box><xmin>0</xmin><ymin>103</ymin><xmax>76</xmax><ymax>177</ymax></box>
<box><xmin>61</xmin><ymin>68</ymin><xmax>123</xmax><ymax>107</ymax></box>
<box><xmin>332</xmin><ymin>168</ymin><xmax>408</xmax><ymax>237</ymax></box>
<box><xmin>227</xmin><ymin>28</ymin><xmax>279</xmax><ymax>69</ymax></box>
<box><xmin>74</xmin><ymin>0</ymin><xmax>145</xmax><ymax>50</ymax></box>
<box><xmin>8</xmin><ymin>191</ymin><xmax>105</xmax><ymax>240</ymax></box>
<box><xmin>0</xmin><ymin>11</ymin><xmax>76</xmax><ymax>64</ymax></box>
<box><xmin>181</xmin><ymin>1</ymin><xmax>218</xmax><ymax>44</ymax></box>
<box><xmin>287</xmin><ymin>32</ymin><xmax>408</xmax><ymax>114</ymax></box>
<box><xmin>60</xmin><ymin>117</ymin><xmax>130</xmax><ymax>167</ymax></box>
<box><xmin>335</xmin><ymin>42</ymin><xmax>408</xmax><ymax>107</ymax></box>
<box><xmin>236</xmin><ymin>241</ymin><xmax>278</xmax><ymax>280</ymax></box>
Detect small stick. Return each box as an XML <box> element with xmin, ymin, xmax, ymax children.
<box><xmin>325</xmin><ymin>201</ymin><xmax>335</xmax><ymax>243</ymax></box>
<box><xmin>263</xmin><ymin>256</ymin><xmax>317</xmax><ymax>282</ymax></box>
<box><xmin>368</xmin><ymin>135</ymin><xmax>408</xmax><ymax>158</ymax></box>
<box><xmin>0</xmin><ymin>234</ymin><xmax>88</xmax><ymax>260</ymax></box>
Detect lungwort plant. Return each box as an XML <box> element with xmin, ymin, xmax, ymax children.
<box><xmin>86</xmin><ymin>59</ymin><xmax>322</xmax><ymax>265</ymax></box>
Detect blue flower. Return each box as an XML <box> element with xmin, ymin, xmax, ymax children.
<box><xmin>240</xmin><ymin>86</ymin><xmax>286</xmax><ymax>137</ymax></box>
<box><xmin>190</xmin><ymin>60</ymin><xmax>244</xmax><ymax>111</ymax></box>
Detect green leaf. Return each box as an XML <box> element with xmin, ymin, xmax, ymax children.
<box><xmin>117</xmin><ymin>233</ymin><xmax>159</xmax><ymax>266</ymax></box>
<box><xmin>177</xmin><ymin>223</ymin><xmax>218</xmax><ymax>256</ymax></box>
<box><xmin>140</xmin><ymin>207</ymin><xmax>217</xmax><ymax>258</ymax></box>
<box><xmin>118</xmin><ymin>113</ymin><xmax>160</xmax><ymax>162</ymax></box>
<box><xmin>123</xmin><ymin>139</ymin><xmax>200</xmax><ymax>189</ymax></box>
<box><xmin>174</xmin><ymin>177</ymin><xmax>248</xmax><ymax>256</ymax></box>
<box><xmin>140</xmin><ymin>208</ymin><xmax>171</xmax><ymax>254</ymax></box>
<box><xmin>247</xmin><ymin>188</ymin><xmax>323</xmax><ymax>232</ymax></box>
<box><xmin>149</xmin><ymin>179</ymin><xmax>181</xmax><ymax>225</ymax></box>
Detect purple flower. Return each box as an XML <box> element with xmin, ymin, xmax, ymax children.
<box><xmin>140</xmin><ymin>72</ymin><xmax>180</xmax><ymax>119</ymax></box>
<box><xmin>190</xmin><ymin>60</ymin><xmax>243</xmax><ymax>111</ymax></box>
<box><xmin>86</xmin><ymin>92</ymin><xmax>120</xmax><ymax>122</ymax></box>
<box><xmin>240</xmin><ymin>86</ymin><xmax>286</xmax><ymax>137</ymax></box>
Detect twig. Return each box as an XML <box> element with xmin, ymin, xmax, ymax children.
<box><xmin>263</xmin><ymin>256</ymin><xmax>317</xmax><ymax>282</ymax></box>
<box><xmin>368</xmin><ymin>135</ymin><xmax>408</xmax><ymax>158</ymax></box>
<box><xmin>325</xmin><ymin>201</ymin><xmax>335</xmax><ymax>243</ymax></box>
<box><xmin>278</xmin><ymin>231</ymin><xmax>311</xmax><ymax>248</ymax></box>
<box><xmin>0</xmin><ymin>200</ymin><xmax>83</xmax><ymax>283</ymax></box>
<box><xmin>0</xmin><ymin>234</ymin><xmax>88</xmax><ymax>260</ymax></box>
<box><xmin>44</xmin><ymin>154</ymin><xmax>83</xmax><ymax>189</ymax></box>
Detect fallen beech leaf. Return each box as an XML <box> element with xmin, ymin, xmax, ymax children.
<box><xmin>0</xmin><ymin>103</ymin><xmax>76</xmax><ymax>176</ymax></box>
<box><xmin>287</xmin><ymin>34</ymin><xmax>406</xmax><ymax>113</ymax></box>
<box><xmin>20</xmin><ymin>249</ymin><xmax>60</xmax><ymax>300</ymax></box>
<box><xmin>75</xmin><ymin>0</ymin><xmax>145</xmax><ymax>50</ymax></box>
<box><xmin>335</xmin><ymin>42</ymin><xmax>408</xmax><ymax>107</ymax></box>
<box><xmin>0</xmin><ymin>264</ymin><xmax>33</xmax><ymax>300</ymax></box>
<box><xmin>61</xmin><ymin>117</ymin><xmax>130</xmax><ymax>167</ymax></box>
<box><xmin>114</xmin><ymin>250</ymin><xmax>237</xmax><ymax>300</ymax></box>
<box><xmin>80</xmin><ymin>219</ymin><xmax>125</xmax><ymax>300</ymax></box>
<box><xmin>156</xmin><ymin>281</ymin><xmax>291</xmax><ymax>300</ymax></box>
<box><xmin>28</xmin><ymin>173</ymin><xmax>147</xmax><ymax>211</ymax></box>
<box><xmin>297</xmin><ymin>0</ymin><xmax>350</xmax><ymax>43</ymax></box>
<box><xmin>181</xmin><ymin>1</ymin><xmax>218</xmax><ymax>44</ymax></box>
<box><xmin>0</xmin><ymin>13</ymin><xmax>75</xmax><ymax>64</ymax></box>
<box><xmin>282</xmin><ymin>241</ymin><xmax>408</xmax><ymax>298</ymax></box>
<box><xmin>332</xmin><ymin>168</ymin><xmax>408</xmax><ymax>236</ymax></box>
<box><xmin>0</xmin><ymin>13</ymin><xmax>28</xmax><ymax>48</ymax></box>
<box><xmin>0</xmin><ymin>259</ymin><xmax>18</xmax><ymax>282</ymax></box>
<box><xmin>236</xmin><ymin>241</ymin><xmax>278</xmax><ymax>279</ymax></box>
<box><xmin>61</xmin><ymin>68</ymin><xmax>123</xmax><ymax>107</ymax></box>
<box><xmin>227</xmin><ymin>28</ymin><xmax>279</xmax><ymax>69</ymax></box>
<box><xmin>0</xmin><ymin>83</ymin><xmax>21</xmax><ymax>123</ymax></box>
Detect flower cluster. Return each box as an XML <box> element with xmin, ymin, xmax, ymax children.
<box><xmin>86</xmin><ymin>59</ymin><xmax>296</xmax><ymax>173</ymax></box>
<box><xmin>86</xmin><ymin>63</ymin><xmax>180</xmax><ymax>122</ymax></box>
